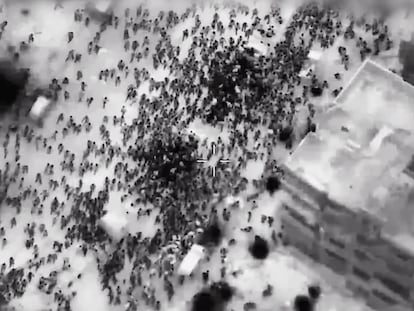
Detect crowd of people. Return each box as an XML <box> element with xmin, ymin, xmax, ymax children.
<box><xmin>0</xmin><ymin>0</ymin><xmax>396</xmax><ymax>310</ymax></box>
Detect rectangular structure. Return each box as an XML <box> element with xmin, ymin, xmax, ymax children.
<box><xmin>177</xmin><ymin>244</ymin><xmax>205</xmax><ymax>276</ymax></box>
<box><xmin>280</xmin><ymin>59</ymin><xmax>414</xmax><ymax>310</ymax></box>
<box><xmin>29</xmin><ymin>96</ymin><xmax>51</xmax><ymax>121</ymax></box>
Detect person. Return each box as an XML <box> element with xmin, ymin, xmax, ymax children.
<box><xmin>67</xmin><ymin>31</ymin><xmax>74</xmax><ymax>43</ymax></box>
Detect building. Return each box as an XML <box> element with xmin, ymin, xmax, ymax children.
<box><xmin>279</xmin><ymin>59</ymin><xmax>414</xmax><ymax>311</ymax></box>
<box><xmin>399</xmin><ymin>37</ymin><xmax>414</xmax><ymax>85</ymax></box>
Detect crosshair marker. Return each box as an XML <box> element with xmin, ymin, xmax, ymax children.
<box><xmin>197</xmin><ymin>142</ymin><xmax>231</xmax><ymax>177</ymax></box>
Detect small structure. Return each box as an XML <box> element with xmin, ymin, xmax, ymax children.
<box><xmin>29</xmin><ymin>96</ymin><xmax>51</xmax><ymax>121</ymax></box>
<box><xmin>99</xmin><ymin>211</ymin><xmax>127</xmax><ymax>241</ymax></box>
<box><xmin>177</xmin><ymin>244</ymin><xmax>205</xmax><ymax>276</ymax></box>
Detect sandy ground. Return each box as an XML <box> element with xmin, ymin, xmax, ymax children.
<box><xmin>0</xmin><ymin>0</ymin><xmax>412</xmax><ymax>310</ymax></box>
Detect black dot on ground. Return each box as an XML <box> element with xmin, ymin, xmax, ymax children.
<box><xmin>311</xmin><ymin>86</ymin><xmax>323</xmax><ymax>97</ymax></box>
<box><xmin>307</xmin><ymin>285</ymin><xmax>321</xmax><ymax>301</ymax></box>
<box><xmin>279</xmin><ymin>126</ymin><xmax>292</xmax><ymax>142</ymax></box>
<box><xmin>192</xmin><ymin>291</ymin><xmax>216</xmax><ymax>311</ymax></box>
<box><xmin>294</xmin><ymin>295</ymin><xmax>314</xmax><ymax>311</ymax></box>
<box><xmin>210</xmin><ymin>281</ymin><xmax>234</xmax><ymax>302</ymax></box>
<box><xmin>249</xmin><ymin>235</ymin><xmax>269</xmax><ymax>260</ymax></box>
<box><xmin>21</xmin><ymin>8</ymin><xmax>30</xmax><ymax>16</ymax></box>
<box><xmin>199</xmin><ymin>222</ymin><xmax>222</xmax><ymax>247</ymax></box>
<box><xmin>265</xmin><ymin>176</ymin><xmax>280</xmax><ymax>194</ymax></box>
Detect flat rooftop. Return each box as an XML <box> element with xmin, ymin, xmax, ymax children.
<box><xmin>285</xmin><ymin>59</ymin><xmax>414</xmax><ymax>250</ymax></box>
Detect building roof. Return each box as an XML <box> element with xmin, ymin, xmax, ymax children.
<box><xmin>399</xmin><ymin>39</ymin><xmax>414</xmax><ymax>85</ymax></box>
<box><xmin>284</xmin><ymin>60</ymin><xmax>414</xmax><ymax>250</ymax></box>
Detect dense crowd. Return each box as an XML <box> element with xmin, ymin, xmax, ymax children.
<box><xmin>0</xmin><ymin>1</ymin><xmax>394</xmax><ymax>310</ymax></box>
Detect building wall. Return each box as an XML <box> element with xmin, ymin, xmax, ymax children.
<box><xmin>280</xmin><ymin>171</ymin><xmax>414</xmax><ymax>310</ymax></box>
